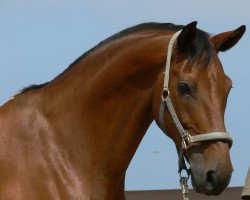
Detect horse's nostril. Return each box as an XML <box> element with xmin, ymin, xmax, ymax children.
<box><xmin>206</xmin><ymin>170</ymin><xmax>217</xmax><ymax>191</ymax></box>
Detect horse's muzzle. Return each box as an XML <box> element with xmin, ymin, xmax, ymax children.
<box><xmin>190</xmin><ymin>163</ymin><xmax>233</xmax><ymax>195</ymax></box>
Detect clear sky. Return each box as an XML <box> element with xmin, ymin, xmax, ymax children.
<box><xmin>0</xmin><ymin>0</ymin><xmax>249</xmax><ymax>191</ymax></box>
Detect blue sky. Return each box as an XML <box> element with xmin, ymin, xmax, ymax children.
<box><xmin>0</xmin><ymin>0</ymin><xmax>249</xmax><ymax>191</ymax></box>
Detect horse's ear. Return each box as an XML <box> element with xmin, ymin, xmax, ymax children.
<box><xmin>211</xmin><ymin>25</ymin><xmax>246</xmax><ymax>52</ymax></box>
<box><xmin>177</xmin><ymin>21</ymin><xmax>197</xmax><ymax>52</ymax></box>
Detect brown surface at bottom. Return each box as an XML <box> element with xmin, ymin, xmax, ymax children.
<box><xmin>126</xmin><ymin>187</ymin><xmax>243</xmax><ymax>200</ymax></box>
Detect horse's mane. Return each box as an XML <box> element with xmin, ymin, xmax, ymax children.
<box><xmin>20</xmin><ymin>22</ymin><xmax>213</xmax><ymax>93</ymax></box>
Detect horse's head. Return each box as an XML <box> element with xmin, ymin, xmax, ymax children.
<box><xmin>153</xmin><ymin>22</ymin><xmax>246</xmax><ymax>195</ymax></box>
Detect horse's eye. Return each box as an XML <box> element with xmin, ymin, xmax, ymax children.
<box><xmin>178</xmin><ymin>83</ymin><xmax>192</xmax><ymax>96</ymax></box>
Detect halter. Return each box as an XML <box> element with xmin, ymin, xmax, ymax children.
<box><xmin>159</xmin><ymin>30</ymin><xmax>233</xmax><ymax>200</ymax></box>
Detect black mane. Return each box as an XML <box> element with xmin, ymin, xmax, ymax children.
<box><xmin>20</xmin><ymin>22</ymin><xmax>213</xmax><ymax>93</ymax></box>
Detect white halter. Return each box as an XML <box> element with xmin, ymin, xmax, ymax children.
<box><xmin>158</xmin><ymin>30</ymin><xmax>233</xmax><ymax>200</ymax></box>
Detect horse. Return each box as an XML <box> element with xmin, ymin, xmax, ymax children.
<box><xmin>0</xmin><ymin>21</ymin><xmax>245</xmax><ymax>199</ymax></box>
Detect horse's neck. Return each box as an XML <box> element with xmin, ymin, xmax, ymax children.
<box><xmin>43</xmin><ymin>32</ymin><xmax>168</xmax><ymax>197</ymax></box>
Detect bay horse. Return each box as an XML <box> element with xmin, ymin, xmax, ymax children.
<box><xmin>0</xmin><ymin>21</ymin><xmax>245</xmax><ymax>199</ymax></box>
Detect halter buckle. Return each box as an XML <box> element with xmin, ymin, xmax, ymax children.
<box><xmin>182</xmin><ymin>134</ymin><xmax>191</xmax><ymax>150</ymax></box>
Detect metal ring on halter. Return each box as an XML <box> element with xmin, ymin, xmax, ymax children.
<box><xmin>162</xmin><ymin>88</ymin><xmax>170</xmax><ymax>100</ymax></box>
<box><xmin>179</xmin><ymin>168</ymin><xmax>190</xmax><ymax>179</ymax></box>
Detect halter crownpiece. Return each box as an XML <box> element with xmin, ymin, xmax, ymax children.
<box><xmin>158</xmin><ymin>30</ymin><xmax>233</xmax><ymax>200</ymax></box>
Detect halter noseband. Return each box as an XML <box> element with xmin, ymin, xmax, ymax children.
<box><xmin>158</xmin><ymin>30</ymin><xmax>233</xmax><ymax>200</ymax></box>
